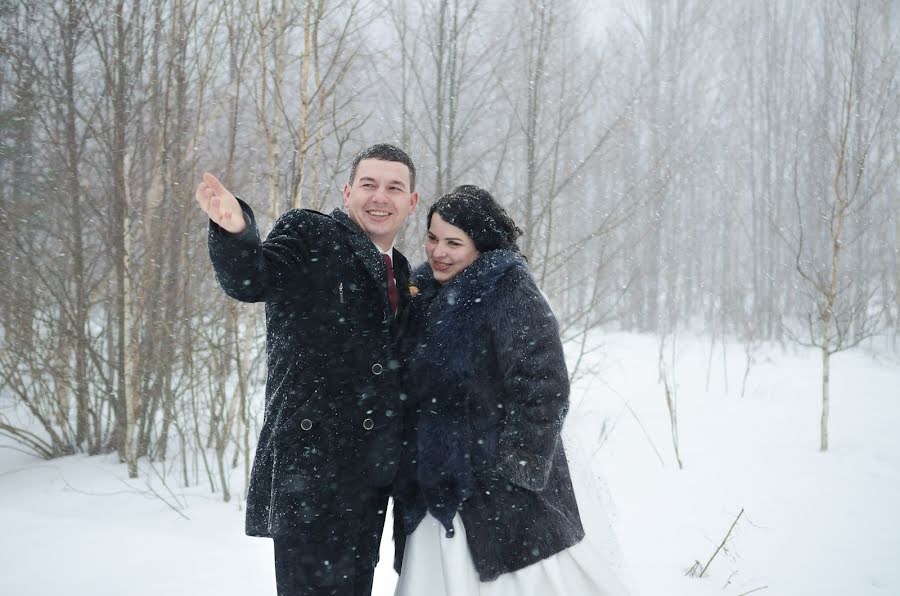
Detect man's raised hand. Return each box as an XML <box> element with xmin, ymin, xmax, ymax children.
<box><xmin>195</xmin><ymin>172</ymin><xmax>246</xmax><ymax>234</ymax></box>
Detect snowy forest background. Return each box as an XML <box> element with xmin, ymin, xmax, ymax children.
<box><xmin>1</xmin><ymin>0</ymin><xmax>898</xmax><ymax>514</ymax></box>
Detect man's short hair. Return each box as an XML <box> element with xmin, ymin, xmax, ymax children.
<box><xmin>349</xmin><ymin>144</ymin><xmax>417</xmax><ymax>192</ymax></box>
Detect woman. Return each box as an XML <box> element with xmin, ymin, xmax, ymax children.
<box><xmin>393</xmin><ymin>186</ymin><xmax>629</xmax><ymax>595</ymax></box>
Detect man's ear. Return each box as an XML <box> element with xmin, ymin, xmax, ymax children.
<box><xmin>408</xmin><ymin>191</ymin><xmax>420</xmax><ymax>213</ymax></box>
<box><xmin>342</xmin><ymin>183</ymin><xmax>352</xmax><ymax>207</ymax></box>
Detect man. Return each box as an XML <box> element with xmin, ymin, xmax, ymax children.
<box><xmin>194</xmin><ymin>144</ymin><xmax>419</xmax><ymax>596</ymax></box>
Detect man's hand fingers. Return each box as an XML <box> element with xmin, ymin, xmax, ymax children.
<box><xmin>195</xmin><ymin>181</ymin><xmax>212</xmax><ymax>213</ymax></box>
<box><xmin>210</xmin><ymin>196</ymin><xmax>223</xmax><ymax>220</ymax></box>
<box><xmin>196</xmin><ymin>173</ymin><xmax>227</xmax><ymax>220</ymax></box>
<box><xmin>203</xmin><ymin>172</ymin><xmax>229</xmax><ymax>198</ymax></box>
<box><xmin>196</xmin><ymin>172</ymin><xmax>245</xmax><ymax>233</ymax></box>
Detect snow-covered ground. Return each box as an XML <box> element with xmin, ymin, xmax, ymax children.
<box><xmin>1</xmin><ymin>331</ymin><xmax>898</xmax><ymax>596</ymax></box>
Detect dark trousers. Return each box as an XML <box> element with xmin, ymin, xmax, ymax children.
<box><xmin>271</xmin><ymin>483</ymin><xmax>389</xmax><ymax>596</ymax></box>
<box><xmin>273</xmin><ymin>539</ymin><xmax>375</xmax><ymax>596</ymax></box>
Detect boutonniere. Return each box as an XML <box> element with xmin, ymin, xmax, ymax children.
<box><xmin>408</xmin><ymin>284</ymin><xmax>420</xmax><ymax>297</ymax></box>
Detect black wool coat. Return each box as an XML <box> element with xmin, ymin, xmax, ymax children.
<box><xmin>208</xmin><ymin>200</ymin><xmax>411</xmax><ymax>580</ymax></box>
<box><xmin>393</xmin><ymin>250</ymin><xmax>584</xmax><ymax>582</ymax></box>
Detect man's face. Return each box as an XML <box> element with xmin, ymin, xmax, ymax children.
<box><xmin>343</xmin><ymin>158</ymin><xmax>418</xmax><ymax>251</ymax></box>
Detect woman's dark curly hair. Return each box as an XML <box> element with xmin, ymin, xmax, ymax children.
<box><xmin>426</xmin><ymin>184</ymin><xmax>523</xmax><ymax>254</ymax></box>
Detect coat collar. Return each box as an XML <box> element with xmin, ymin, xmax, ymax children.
<box><xmin>329</xmin><ymin>208</ymin><xmax>412</xmax><ymax>320</ymax></box>
<box><xmin>412</xmin><ymin>249</ymin><xmax>526</xmax><ymax>318</ymax></box>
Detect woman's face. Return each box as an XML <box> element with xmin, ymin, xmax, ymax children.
<box><xmin>426</xmin><ymin>213</ymin><xmax>480</xmax><ymax>285</ymax></box>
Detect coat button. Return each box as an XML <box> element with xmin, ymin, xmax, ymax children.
<box><xmin>362</xmin><ymin>418</ymin><xmax>374</xmax><ymax>430</ymax></box>
<box><xmin>371</xmin><ymin>363</ymin><xmax>383</xmax><ymax>375</ymax></box>
<box><xmin>300</xmin><ymin>418</ymin><xmax>313</xmax><ymax>431</ymax></box>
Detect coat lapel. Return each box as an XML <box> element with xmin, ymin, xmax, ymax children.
<box><xmin>330</xmin><ymin>209</ymin><xmax>418</xmax><ymax>326</ymax></box>
<box><xmin>330</xmin><ymin>208</ymin><xmax>389</xmax><ymax>304</ymax></box>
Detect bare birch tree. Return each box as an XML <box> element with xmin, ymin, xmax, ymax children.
<box><xmin>782</xmin><ymin>0</ymin><xmax>895</xmax><ymax>451</ymax></box>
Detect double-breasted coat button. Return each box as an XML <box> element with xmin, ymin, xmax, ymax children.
<box><xmin>300</xmin><ymin>418</ymin><xmax>313</xmax><ymax>431</ymax></box>
<box><xmin>371</xmin><ymin>363</ymin><xmax>383</xmax><ymax>375</ymax></box>
<box><xmin>362</xmin><ymin>418</ymin><xmax>374</xmax><ymax>430</ymax></box>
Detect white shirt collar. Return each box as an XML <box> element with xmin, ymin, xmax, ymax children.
<box><xmin>375</xmin><ymin>243</ymin><xmax>394</xmax><ymax>263</ymax></box>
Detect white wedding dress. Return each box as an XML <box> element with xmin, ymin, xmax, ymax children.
<box><xmin>393</xmin><ymin>435</ymin><xmax>633</xmax><ymax>596</ymax></box>
<box><xmin>394</xmin><ymin>512</ymin><xmax>632</xmax><ymax>596</ymax></box>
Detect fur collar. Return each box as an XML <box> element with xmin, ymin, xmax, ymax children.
<box><xmin>412</xmin><ymin>249</ymin><xmax>526</xmax><ymax>314</ymax></box>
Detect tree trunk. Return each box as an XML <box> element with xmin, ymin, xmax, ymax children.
<box><xmin>60</xmin><ymin>0</ymin><xmax>91</xmax><ymax>451</ymax></box>
<box><xmin>291</xmin><ymin>0</ymin><xmax>314</xmax><ymax>210</ymax></box>
<box><xmin>820</xmin><ymin>343</ymin><xmax>831</xmax><ymax>452</ymax></box>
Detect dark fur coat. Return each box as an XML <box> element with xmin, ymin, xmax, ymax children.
<box><xmin>393</xmin><ymin>249</ymin><xmax>584</xmax><ymax>582</ymax></box>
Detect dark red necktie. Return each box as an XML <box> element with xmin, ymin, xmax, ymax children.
<box><xmin>383</xmin><ymin>253</ymin><xmax>398</xmax><ymax>314</ymax></box>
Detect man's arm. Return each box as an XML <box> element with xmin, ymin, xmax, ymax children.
<box><xmin>195</xmin><ymin>173</ymin><xmax>310</xmax><ymax>303</ymax></box>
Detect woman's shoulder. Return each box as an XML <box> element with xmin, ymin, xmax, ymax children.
<box><xmin>485</xmin><ymin>252</ymin><xmax>538</xmax><ymax>296</ymax></box>
<box><xmin>461</xmin><ymin>249</ymin><xmax>530</xmax><ymax>293</ymax></box>
<box><xmin>485</xmin><ymin>255</ymin><xmax>559</xmax><ymax>327</ymax></box>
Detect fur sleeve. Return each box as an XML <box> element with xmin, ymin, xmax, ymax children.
<box><xmin>490</xmin><ymin>266</ymin><xmax>570</xmax><ymax>492</ymax></box>
<box><xmin>208</xmin><ymin>199</ymin><xmax>313</xmax><ymax>302</ymax></box>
